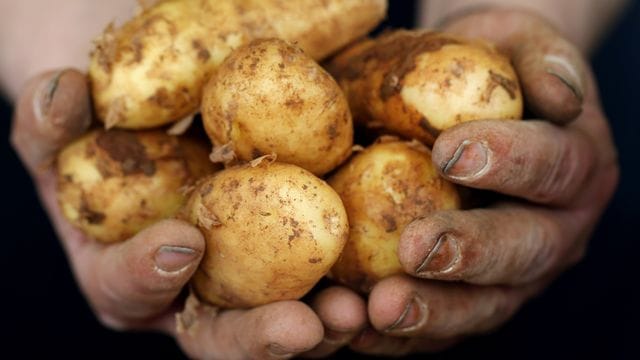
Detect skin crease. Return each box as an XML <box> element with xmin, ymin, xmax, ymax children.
<box><xmin>2</xmin><ymin>1</ymin><xmax>624</xmax><ymax>359</ymax></box>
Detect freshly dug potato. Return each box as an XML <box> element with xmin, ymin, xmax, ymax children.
<box><xmin>89</xmin><ymin>0</ymin><xmax>387</xmax><ymax>129</ymax></box>
<box><xmin>328</xmin><ymin>139</ymin><xmax>460</xmax><ymax>293</ymax></box>
<box><xmin>329</xmin><ymin>30</ymin><xmax>523</xmax><ymax>145</ymax></box>
<box><xmin>202</xmin><ymin>38</ymin><xmax>353</xmax><ymax>176</ymax></box>
<box><xmin>184</xmin><ymin>159</ymin><xmax>349</xmax><ymax>308</ymax></box>
<box><xmin>57</xmin><ymin>129</ymin><xmax>216</xmax><ymax>243</ymax></box>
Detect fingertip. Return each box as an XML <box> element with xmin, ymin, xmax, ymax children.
<box><xmin>399</xmin><ymin>214</ymin><xmax>455</xmax><ymax>278</ymax></box>
<box><xmin>368</xmin><ymin>276</ymin><xmax>417</xmax><ymax>333</ymax></box>
<box><xmin>12</xmin><ymin>68</ymin><xmax>91</xmax><ymax>173</ymax></box>
<box><xmin>132</xmin><ymin>219</ymin><xmax>205</xmax><ymax>281</ymax></box>
<box><xmin>522</xmin><ymin>67</ymin><xmax>583</xmax><ymax>125</ymax></box>
<box><xmin>312</xmin><ymin>286</ymin><xmax>367</xmax><ymax>332</ymax></box>
<box><xmin>243</xmin><ymin>301</ymin><xmax>324</xmax><ymax>358</ymax></box>
<box><xmin>144</xmin><ymin>219</ymin><xmax>206</xmax><ymax>254</ymax></box>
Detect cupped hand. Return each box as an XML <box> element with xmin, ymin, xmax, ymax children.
<box><xmin>11</xmin><ymin>69</ymin><xmax>324</xmax><ymax>359</ymax></box>
<box><xmin>306</xmin><ymin>8</ymin><xmax>620</xmax><ymax>357</ymax></box>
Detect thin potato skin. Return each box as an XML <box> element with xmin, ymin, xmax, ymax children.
<box><xmin>186</xmin><ymin>161</ymin><xmax>349</xmax><ymax>308</ymax></box>
<box><xmin>328</xmin><ymin>30</ymin><xmax>523</xmax><ymax>145</ymax></box>
<box><xmin>89</xmin><ymin>0</ymin><xmax>387</xmax><ymax>129</ymax></box>
<box><xmin>328</xmin><ymin>140</ymin><xmax>460</xmax><ymax>293</ymax></box>
<box><xmin>202</xmin><ymin>38</ymin><xmax>353</xmax><ymax>176</ymax></box>
<box><xmin>57</xmin><ymin>129</ymin><xmax>216</xmax><ymax>243</ymax></box>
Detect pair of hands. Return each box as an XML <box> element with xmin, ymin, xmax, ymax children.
<box><xmin>11</xmin><ymin>9</ymin><xmax>618</xmax><ymax>359</ymax></box>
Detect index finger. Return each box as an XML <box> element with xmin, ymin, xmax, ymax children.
<box><xmin>442</xmin><ymin>8</ymin><xmax>587</xmax><ymax>125</ymax></box>
<box><xmin>11</xmin><ymin>68</ymin><xmax>91</xmax><ymax>175</ymax></box>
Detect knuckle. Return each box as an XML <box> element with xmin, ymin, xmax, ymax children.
<box><xmin>517</xmin><ymin>217</ymin><xmax>562</xmax><ymax>284</ymax></box>
<box><xmin>533</xmin><ymin>132</ymin><xmax>594</xmax><ymax>203</ymax></box>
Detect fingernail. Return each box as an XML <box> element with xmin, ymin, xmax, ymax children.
<box><xmin>384</xmin><ymin>295</ymin><xmax>428</xmax><ymax>333</ymax></box>
<box><xmin>34</xmin><ymin>70</ymin><xmax>64</xmax><ymax>121</ymax></box>
<box><xmin>416</xmin><ymin>233</ymin><xmax>460</xmax><ymax>276</ymax></box>
<box><xmin>155</xmin><ymin>246</ymin><xmax>198</xmax><ymax>273</ymax></box>
<box><xmin>267</xmin><ymin>343</ymin><xmax>295</xmax><ymax>358</ymax></box>
<box><xmin>544</xmin><ymin>54</ymin><xmax>584</xmax><ymax>102</ymax></box>
<box><xmin>442</xmin><ymin>140</ymin><xmax>489</xmax><ymax>179</ymax></box>
<box><xmin>323</xmin><ymin>327</ymin><xmax>352</xmax><ymax>345</ymax></box>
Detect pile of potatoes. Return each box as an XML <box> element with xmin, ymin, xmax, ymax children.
<box><xmin>56</xmin><ymin>0</ymin><xmax>522</xmax><ymax>309</ymax></box>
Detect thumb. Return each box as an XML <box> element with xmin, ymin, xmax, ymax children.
<box><xmin>11</xmin><ymin>69</ymin><xmax>91</xmax><ymax>176</ymax></box>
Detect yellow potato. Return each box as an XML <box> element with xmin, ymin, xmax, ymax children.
<box><xmin>57</xmin><ymin>129</ymin><xmax>216</xmax><ymax>243</ymax></box>
<box><xmin>329</xmin><ymin>30</ymin><xmax>523</xmax><ymax>145</ymax></box>
<box><xmin>89</xmin><ymin>0</ymin><xmax>387</xmax><ymax>129</ymax></box>
<box><xmin>184</xmin><ymin>159</ymin><xmax>349</xmax><ymax>308</ymax></box>
<box><xmin>328</xmin><ymin>139</ymin><xmax>460</xmax><ymax>292</ymax></box>
<box><xmin>202</xmin><ymin>38</ymin><xmax>353</xmax><ymax>176</ymax></box>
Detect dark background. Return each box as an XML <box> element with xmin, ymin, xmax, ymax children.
<box><xmin>1</xmin><ymin>1</ymin><xmax>637</xmax><ymax>358</ymax></box>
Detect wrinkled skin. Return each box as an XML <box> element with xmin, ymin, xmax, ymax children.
<box><xmin>9</xmin><ymin>7</ymin><xmax>619</xmax><ymax>360</ymax></box>
<box><xmin>302</xmin><ymin>9</ymin><xmax>619</xmax><ymax>357</ymax></box>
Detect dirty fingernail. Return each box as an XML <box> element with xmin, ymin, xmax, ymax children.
<box><xmin>442</xmin><ymin>140</ymin><xmax>489</xmax><ymax>179</ymax></box>
<box><xmin>267</xmin><ymin>343</ymin><xmax>295</xmax><ymax>358</ymax></box>
<box><xmin>416</xmin><ymin>233</ymin><xmax>460</xmax><ymax>276</ymax></box>
<box><xmin>384</xmin><ymin>296</ymin><xmax>428</xmax><ymax>333</ymax></box>
<box><xmin>155</xmin><ymin>245</ymin><xmax>198</xmax><ymax>273</ymax></box>
<box><xmin>34</xmin><ymin>70</ymin><xmax>64</xmax><ymax>121</ymax></box>
<box><xmin>544</xmin><ymin>54</ymin><xmax>583</xmax><ymax>102</ymax></box>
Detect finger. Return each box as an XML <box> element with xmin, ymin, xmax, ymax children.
<box><xmin>349</xmin><ymin>327</ymin><xmax>457</xmax><ymax>356</ymax></box>
<box><xmin>10</xmin><ymin>69</ymin><xmax>91</xmax><ymax>175</ymax></box>
<box><xmin>399</xmin><ymin>204</ymin><xmax>586</xmax><ymax>286</ymax></box>
<box><xmin>71</xmin><ymin>219</ymin><xmax>205</xmax><ymax>328</ymax></box>
<box><xmin>432</xmin><ymin>119</ymin><xmax>596</xmax><ymax>205</ymax></box>
<box><xmin>174</xmin><ymin>300</ymin><xmax>324</xmax><ymax>360</ymax></box>
<box><xmin>367</xmin><ymin>275</ymin><xmax>530</xmax><ymax>339</ymax></box>
<box><xmin>303</xmin><ymin>286</ymin><xmax>367</xmax><ymax>358</ymax></box>
<box><xmin>443</xmin><ymin>9</ymin><xmax>587</xmax><ymax>124</ymax></box>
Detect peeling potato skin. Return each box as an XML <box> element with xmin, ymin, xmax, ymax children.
<box><xmin>185</xmin><ymin>161</ymin><xmax>349</xmax><ymax>308</ymax></box>
<box><xmin>202</xmin><ymin>38</ymin><xmax>353</xmax><ymax>176</ymax></box>
<box><xmin>57</xmin><ymin>129</ymin><xmax>217</xmax><ymax>243</ymax></box>
<box><xmin>89</xmin><ymin>0</ymin><xmax>387</xmax><ymax>129</ymax></box>
<box><xmin>328</xmin><ymin>30</ymin><xmax>523</xmax><ymax>145</ymax></box>
<box><xmin>328</xmin><ymin>140</ymin><xmax>460</xmax><ymax>293</ymax></box>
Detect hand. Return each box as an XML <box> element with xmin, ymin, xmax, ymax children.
<box><xmin>11</xmin><ymin>69</ymin><xmax>325</xmax><ymax>359</ymax></box>
<box><xmin>303</xmin><ymin>8</ymin><xmax>620</xmax><ymax>356</ymax></box>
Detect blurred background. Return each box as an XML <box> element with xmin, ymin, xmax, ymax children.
<box><xmin>1</xmin><ymin>1</ymin><xmax>637</xmax><ymax>358</ymax></box>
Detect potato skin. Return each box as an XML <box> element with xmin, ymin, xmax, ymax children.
<box><xmin>89</xmin><ymin>0</ymin><xmax>387</xmax><ymax>129</ymax></box>
<box><xmin>185</xmin><ymin>161</ymin><xmax>349</xmax><ymax>308</ymax></box>
<box><xmin>202</xmin><ymin>38</ymin><xmax>353</xmax><ymax>176</ymax></box>
<box><xmin>328</xmin><ymin>140</ymin><xmax>460</xmax><ymax>293</ymax></box>
<box><xmin>57</xmin><ymin>129</ymin><xmax>216</xmax><ymax>243</ymax></box>
<box><xmin>329</xmin><ymin>30</ymin><xmax>523</xmax><ymax>145</ymax></box>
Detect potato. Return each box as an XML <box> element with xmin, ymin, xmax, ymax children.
<box><xmin>328</xmin><ymin>139</ymin><xmax>460</xmax><ymax>292</ymax></box>
<box><xmin>57</xmin><ymin>129</ymin><xmax>216</xmax><ymax>243</ymax></box>
<box><xmin>328</xmin><ymin>30</ymin><xmax>523</xmax><ymax>145</ymax></box>
<box><xmin>184</xmin><ymin>159</ymin><xmax>349</xmax><ymax>308</ymax></box>
<box><xmin>89</xmin><ymin>0</ymin><xmax>387</xmax><ymax>129</ymax></box>
<box><xmin>201</xmin><ymin>38</ymin><xmax>353</xmax><ymax>176</ymax></box>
